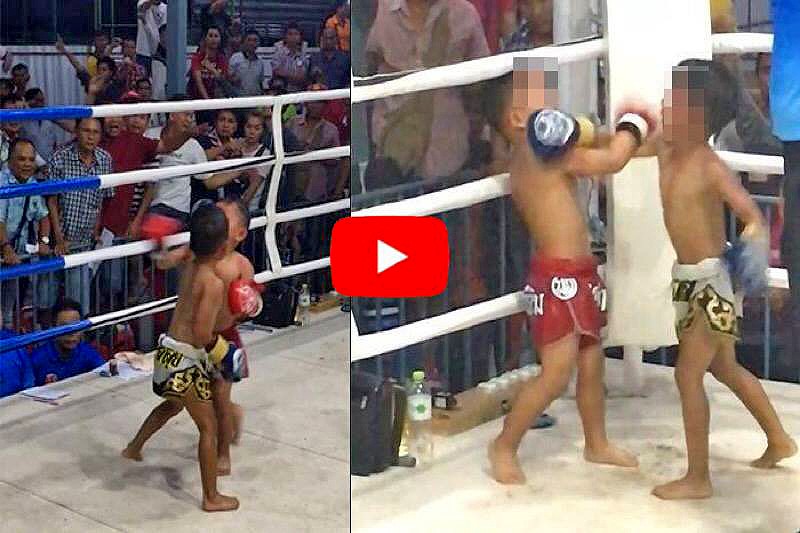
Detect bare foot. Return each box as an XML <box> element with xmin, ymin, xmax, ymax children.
<box><xmin>217</xmin><ymin>456</ymin><xmax>231</xmax><ymax>476</ymax></box>
<box><xmin>652</xmin><ymin>475</ymin><xmax>713</xmax><ymax>500</ymax></box>
<box><xmin>202</xmin><ymin>493</ymin><xmax>239</xmax><ymax>512</ymax></box>
<box><xmin>750</xmin><ymin>434</ymin><xmax>798</xmax><ymax>469</ymax></box>
<box><xmin>488</xmin><ymin>439</ymin><xmax>526</xmax><ymax>485</ymax></box>
<box><xmin>584</xmin><ymin>443</ymin><xmax>639</xmax><ymax>468</ymax></box>
<box><xmin>232</xmin><ymin>403</ymin><xmax>244</xmax><ymax>445</ymax></box>
<box><xmin>121</xmin><ymin>446</ymin><xmax>143</xmax><ymax>462</ymax></box>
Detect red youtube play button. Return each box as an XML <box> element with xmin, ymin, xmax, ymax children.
<box><xmin>331</xmin><ymin>217</ymin><xmax>449</xmax><ymax>297</ymax></box>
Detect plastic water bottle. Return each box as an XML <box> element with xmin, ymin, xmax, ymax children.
<box><xmin>297</xmin><ymin>283</ymin><xmax>311</xmax><ymax>326</ymax></box>
<box><xmin>406</xmin><ymin>370</ymin><xmax>434</xmax><ymax>466</ymax></box>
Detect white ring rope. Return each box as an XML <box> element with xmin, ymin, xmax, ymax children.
<box><xmin>351</xmin><ymin>31</ymin><xmax>784</xmax><ymax>361</ymax></box>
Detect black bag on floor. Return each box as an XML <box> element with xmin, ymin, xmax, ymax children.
<box><xmin>253</xmin><ymin>280</ymin><xmax>298</xmax><ymax>328</ymax></box>
<box><xmin>351</xmin><ymin>371</ymin><xmax>406</xmax><ymax>476</ymax></box>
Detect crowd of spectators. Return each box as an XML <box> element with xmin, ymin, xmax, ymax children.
<box><xmin>0</xmin><ymin>1</ymin><xmax>351</xmax><ymax>398</ymax></box>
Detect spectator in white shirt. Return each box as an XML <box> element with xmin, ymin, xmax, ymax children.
<box><xmin>229</xmin><ymin>29</ymin><xmax>272</xmax><ymax>97</ymax></box>
<box><xmin>136</xmin><ymin>0</ymin><xmax>167</xmax><ymax>77</ymax></box>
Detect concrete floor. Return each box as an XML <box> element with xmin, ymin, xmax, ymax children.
<box><xmin>353</xmin><ymin>359</ymin><xmax>800</xmax><ymax>533</ymax></box>
<box><xmin>0</xmin><ymin>310</ymin><xmax>349</xmax><ymax>533</ymax></box>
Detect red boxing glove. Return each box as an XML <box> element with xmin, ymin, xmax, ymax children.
<box><xmin>141</xmin><ymin>214</ymin><xmax>181</xmax><ymax>249</ymax></box>
<box><xmin>228</xmin><ymin>279</ymin><xmax>265</xmax><ymax>318</ymax></box>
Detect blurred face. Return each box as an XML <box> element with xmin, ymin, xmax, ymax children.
<box><xmin>243</xmin><ymin>34</ymin><xmax>259</xmax><ymax>54</ymax></box>
<box><xmin>217</xmin><ymin>202</ymin><xmax>248</xmax><ymax>246</ymax></box>
<box><xmin>1</xmin><ymin>99</ymin><xmax>24</xmax><ymax>135</ymax></box>
<box><xmin>338</xmin><ymin>4</ymin><xmax>350</xmax><ymax>18</ymax></box>
<box><xmin>205</xmin><ymin>29</ymin><xmax>221</xmax><ymax>50</ymax></box>
<box><xmin>27</xmin><ymin>91</ymin><xmax>45</xmax><ymax>108</ymax></box>
<box><xmin>322</xmin><ymin>28</ymin><xmax>338</xmax><ymax>51</ymax></box>
<box><xmin>228</xmin><ymin>34</ymin><xmax>242</xmax><ymax>52</ymax></box>
<box><xmin>9</xmin><ymin>142</ymin><xmax>36</xmax><ymax>181</ymax></box>
<box><xmin>306</xmin><ymin>100</ymin><xmax>325</xmax><ymax>119</ymax></box>
<box><xmin>77</xmin><ymin>118</ymin><xmax>102</xmax><ymax>151</ymax></box>
<box><xmin>123</xmin><ymin>40</ymin><xmax>136</xmax><ymax>59</ymax></box>
<box><xmin>663</xmin><ymin>82</ymin><xmax>706</xmax><ymax>144</ymax></box>
<box><xmin>135</xmin><ymin>80</ymin><xmax>152</xmax><ymax>99</ymax></box>
<box><xmin>286</xmin><ymin>28</ymin><xmax>301</xmax><ymax>47</ymax></box>
<box><xmin>12</xmin><ymin>68</ymin><xmax>29</xmax><ymax>89</ymax></box>
<box><xmin>55</xmin><ymin>309</ymin><xmax>82</xmax><ymax>353</ymax></box>
<box><xmin>103</xmin><ymin>116</ymin><xmax>124</xmax><ymax>137</ymax></box>
<box><xmin>530</xmin><ymin>0</ymin><xmax>554</xmax><ymax>36</ymax></box>
<box><xmin>95</xmin><ymin>35</ymin><xmax>109</xmax><ymax>53</ymax></box>
<box><xmin>757</xmin><ymin>54</ymin><xmax>771</xmax><ymax>99</ymax></box>
<box><xmin>125</xmin><ymin>114</ymin><xmax>149</xmax><ymax>135</ymax></box>
<box><xmin>0</xmin><ymin>82</ymin><xmax>11</xmax><ymax>97</ymax></box>
<box><xmin>511</xmin><ymin>63</ymin><xmax>558</xmax><ymax>128</ymax></box>
<box><xmin>97</xmin><ymin>62</ymin><xmax>112</xmax><ymax>78</ymax></box>
<box><xmin>245</xmin><ymin>116</ymin><xmax>264</xmax><ymax>143</ymax></box>
<box><xmin>170</xmin><ymin>110</ymin><xmax>195</xmax><ymax>130</ymax></box>
<box><xmin>215</xmin><ymin>111</ymin><xmax>237</xmax><ymax>138</ymax></box>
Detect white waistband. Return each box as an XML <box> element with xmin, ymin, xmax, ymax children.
<box><xmin>159</xmin><ymin>334</ymin><xmax>205</xmax><ymax>361</ymax></box>
<box><xmin>672</xmin><ymin>257</ymin><xmax>726</xmax><ymax>281</ymax></box>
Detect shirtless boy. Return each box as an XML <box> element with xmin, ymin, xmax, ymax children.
<box><xmin>642</xmin><ymin>59</ymin><xmax>796</xmax><ymax>500</ymax></box>
<box><xmin>123</xmin><ymin>199</ymin><xmax>260</xmax><ymax>477</ymax></box>
<box><xmin>134</xmin><ymin>202</ymin><xmax>239</xmax><ymax>512</ymax></box>
<box><xmin>489</xmin><ymin>57</ymin><xmax>659</xmax><ymax>484</ymax></box>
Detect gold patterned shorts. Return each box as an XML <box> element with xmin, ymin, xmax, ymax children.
<box><xmin>672</xmin><ymin>258</ymin><xmax>740</xmax><ymax>341</ymax></box>
<box><xmin>152</xmin><ymin>335</ymin><xmax>212</xmax><ymax>402</ymax></box>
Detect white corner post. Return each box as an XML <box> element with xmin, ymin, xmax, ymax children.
<box><xmin>604</xmin><ymin>0</ymin><xmax>712</xmax><ymax>394</ymax></box>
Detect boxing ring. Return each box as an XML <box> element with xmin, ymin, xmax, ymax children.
<box><xmin>0</xmin><ymin>89</ymin><xmax>351</xmax><ymax>530</ymax></box>
<box><xmin>350</xmin><ymin>3</ymin><xmax>799</xmax><ymax>532</ymax></box>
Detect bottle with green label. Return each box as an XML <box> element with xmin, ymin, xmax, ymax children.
<box><xmin>406</xmin><ymin>370</ymin><xmax>433</xmax><ymax>466</ymax></box>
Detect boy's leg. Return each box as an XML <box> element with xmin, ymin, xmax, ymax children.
<box><xmin>183</xmin><ymin>391</ymin><xmax>239</xmax><ymax>512</ymax></box>
<box><xmin>576</xmin><ymin>341</ymin><xmax>638</xmax><ymax>467</ymax></box>
<box><xmin>231</xmin><ymin>402</ymin><xmax>244</xmax><ymax>445</ymax></box>
<box><xmin>489</xmin><ymin>334</ymin><xmax>578</xmax><ymax>484</ymax></box>
<box><xmin>122</xmin><ymin>400</ymin><xmax>184</xmax><ymax>460</ymax></box>
<box><xmin>212</xmin><ymin>378</ymin><xmax>234</xmax><ymax>475</ymax></box>
<box><xmin>652</xmin><ymin>320</ymin><xmax>717</xmax><ymax>500</ymax></box>
<box><xmin>708</xmin><ymin>342</ymin><xmax>797</xmax><ymax>468</ymax></box>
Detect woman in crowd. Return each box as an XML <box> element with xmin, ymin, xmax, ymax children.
<box><xmin>188</xmin><ymin>25</ymin><xmax>230</xmax><ymax>124</ymax></box>
<box><xmin>195</xmin><ymin>109</ymin><xmax>244</xmax><ymax>205</ymax></box>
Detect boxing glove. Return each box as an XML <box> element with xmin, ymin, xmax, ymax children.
<box><xmin>140</xmin><ymin>214</ymin><xmax>181</xmax><ymax>255</ymax></box>
<box><xmin>228</xmin><ymin>279</ymin><xmax>265</xmax><ymax>318</ymax></box>
<box><xmin>615</xmin><ymin>102</ymin><xmax>659</xmax><ymax>146</ymax></box>
<box><xmin>206</xmin><ymin>335</ymin><xmax>245</xmax><ymax>380</ymax></box>
<box><xmin>724</xmin><ymin>228</ymin><xmax>769</xmax><ymax>295</ymax></box>
<box><xmin>526</xmin><ymin>109</ymin><xmax>595</xmax><ymax>162</ymax></box>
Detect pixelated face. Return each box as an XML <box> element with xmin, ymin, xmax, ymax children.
<box><xmin>125</xmin><ymin>114</ymin><xmax>149</xmax><ymax>135</ymax></box>
<box><xmin>9</xmin><ymin>141</ymin><xmax>36</xmax><ymax>180</ymax></box>
<box><xmin>217</xmin><ymin>201</ymin><xmax>247</xmax><ymax>244</ymax></box>
<box><xmin>244</xmin><ymin>115</ymin><xmax>264</xmax><ymax>142</ymax></box>
<box><xmin>215</xmin><ymin>110</ymin><xmax>237</xmax><ymax>138</ymax></box>
<box><xmin>123</xmin><ymin>39</ymin><xmax>136</xmax><ymax>59</ymax></box>
<box><xmin>55</xmin><ymin>309</ymin><xmax>82</xmax><ymax>352</ymax></box>
<box><xmin>77</xmin><ymin>118</ymin><xmax>102</xmax><ymax>151</ymax></box>
<box><xmin>27</xmin><ymin>91</ymin><xmax>45</xmax><ymax>108</ymax></box>
<box><xmin>512</xmin><ymin>57</ymin><xmax>558</xmax><ymax>128</ymax></box>
<box><xmin>205</xmin><ymin>28</ymin><xmax>222</xmax><ymax>49</ymax></box>
<box><xmin>135</xmin><ymin>80</ymin><xmax>152</xmax><ymax>99</ymax></box>
<box><xmin>1</xmin><ymin>99</ymin><xmax>24</xmax><ymax>134</ymax></box>
<box><xmin>663</xmin><ymin>70</ymin><xmax>706</xmax><ymax>143</ymax></box>
<box><xmin>322</xmin><ymin>28</ymin><xmax>338</xmax><ymax>50</ymax></box>
<box><xmin>286</xmin><ymin>28</ymin><xmax>302</xmax><ymax>46</ymax></box>
<box><xmin>103</xmin><ymin>116</ymin><xmax>124</xmax><ymax>137</ymax></box>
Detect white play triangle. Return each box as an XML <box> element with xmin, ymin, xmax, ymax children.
<box><xmin>377</xmin><ymin>240</ymin><xmax>407</xmax><ymax>274</ymax></box>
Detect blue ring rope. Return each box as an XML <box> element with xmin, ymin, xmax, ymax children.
<box><xmin>0</xmin><ymin>106</ymin><xmax>93</xmax><ymax>123</ymax></box>
<box><xmin>0</xmin><ymin>176</ymin><xmax>101</xmax><ymax>199</ymax></box>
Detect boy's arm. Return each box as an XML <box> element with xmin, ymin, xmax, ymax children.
<box><xmin>563</xmin><ymin>131</ymin><xmax>640</xmax><ymax>177</ymax></box>
<box><xmin>156</xmin><ymin>244</ymin><xmax>191</xmax><ymax>270</ymax></box>
<box><xmin>710</xmin><ymin>156</ymin><xmax>765</xmax><ymax>235</ymax></box>
<box><xmin>193</xmin><ymin>273</ymin><xmax>223</xmax><ymax>348</ymax></box>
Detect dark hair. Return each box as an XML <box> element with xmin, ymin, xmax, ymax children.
<box><xmin>53</xmin><ymin>298</ymin><xmax>83</xmax><ymax>319</ymax></box>
<box><xmin>220</xmin><ymin>196</ymin><xmax>251</xmax><ymax>232</ymax></box>
<box><xmin>0</xmin><ymin>93</ymin><xmax>24</xmax><ymax>108</ymax></box>
<box><xmin>94</xmin><ymin>30</ymin><xmax>109</xmax><ymax>39</ymax></box>
<box><xmin>189</xmin><ymin>203</ymin><xmax>228</xmax><ymax>258</ymax></box>
<box><xmin>215</xmin><ymin>108</ymin><xmax>238</xmax><ymax>122</ymax></box>
<box><xmin>244</xmin><ymin>28</ymin><xmax>261</xmax><ymax>40</ymax></box>
<box><xmin>135</xmin><ymin>78</ymin><xmax>152</xmax><ymax>88</ymax></box>
<box><xmin>9</xmin><ymin>137</ymin><xmax>35</xmax><ymax>157</ymax></box>
<box><xmin>286</xmin><ymin>21</ymin><xmax>301</xmax><ymax>34</ymax></box>
<box><xmin>24</xmin><ymin>87</ymin><xmax>43</xmax><ymax>101</ymax></box>
<box><xmin>11</xmin><ymin>63</ymin><xmax>28</xmax><ymax>75</ymax></box>
<box><xmin>97</xmin><ymin>56</ymin><xmax>118</xmax><ymax>76</ymax></box>
<box><xmin>75</xmin><ymin>117</ymin><xmax>101</xmax><ymax>130</ymax></box>
<box><xmin>159</xmin><ymin>23</ymin><xmax>167</xmax><ymax>33</ymax></box>
<box><xmin>205</xmin><ymin>25</ymin><xmax>222</xmax><ymax>37</ymax></box>
<box><xmin>674</xmin><ymin>58</ymin><xmax>740</xmax><ymax>138</ymax></box>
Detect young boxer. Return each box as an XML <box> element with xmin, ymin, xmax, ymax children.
<box><xmin>639</xmin><ymin>59</ymin><xmax>797</xmax><ymax>500</ymax></box>
<box><xmin>488</xmin><ymin>57</ymin><xmax>659</xmax><ymax>485</ymax></box>
<box><xmin>123</xmin><ymin>199</ymin><xmax>261</xmax><ymax>477</ymax></box>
